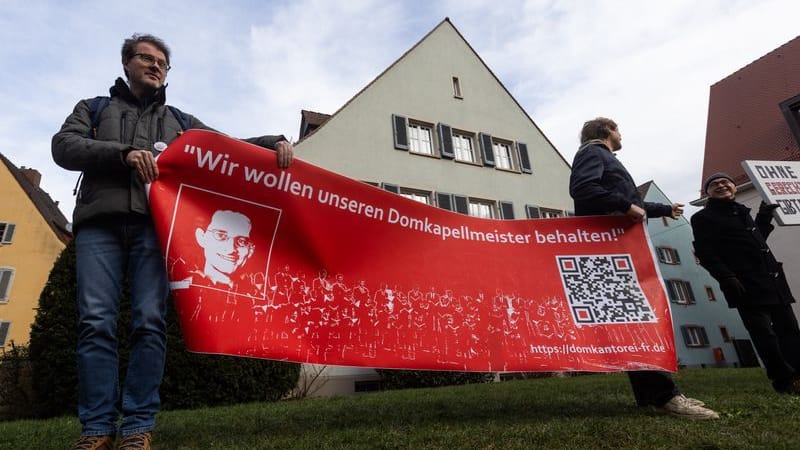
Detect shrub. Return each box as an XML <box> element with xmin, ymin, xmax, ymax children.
<box><xmin>0</xmin><ymin>343</ymin><xmax>35</xmax><ymax>419</ymax></box>
<box><xmin>28</xmin><ymin>240</ymin><xmax>299</xmax><ymax>418</ymax></box>
<box><xmin>377</xmin><ymin>369</ymin><xmax>495</xmax><ymax>390</ymax></box>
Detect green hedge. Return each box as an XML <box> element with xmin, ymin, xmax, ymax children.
<box><xmin>27</xmin><ymin>240</ymin><xmax>299</xmax><ymax>418</ymax></box>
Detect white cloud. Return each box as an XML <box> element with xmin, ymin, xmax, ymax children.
<box><xmin>1</xmin><ymin>0</ymin><xmax>799</xmax><ymax>220</ymax></box>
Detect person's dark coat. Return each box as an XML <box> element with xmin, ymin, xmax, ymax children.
<box><xmin>569</xmin><ymin>141</ymin><xmax>671</xmax><ymax>217</ymax></box>
<box><xmin>691</xmin><ymin>198</ymin><xmax>794</xmax><ymax>308</ymax></box>
<box><xmin>52</xmin><ymin>77</ymin><xmax>285</xmax><ymax>227</ymax></box>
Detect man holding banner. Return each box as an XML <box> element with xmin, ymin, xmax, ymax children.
<box><xmin>569</xmin><ymin>117</ymin><xmax>718</xmax><ymax>420</ymax></box>
<box><xmin>691</xmin><ymin>172</ymin><xmax>800</xmax><ymax>394</ymax></box>
<box><xmin>52</xmin><ymin>34</ymin><xmax>293</xmax><ymax>449</ymax></box>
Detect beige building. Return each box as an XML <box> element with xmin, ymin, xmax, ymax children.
<box><xmin>295</xmin><ymin>19</ymin><xmax>573</xmax><ymax>396</ymax></box>
<box><xmin>0</xmin><ymin>153</ymin><xmax>70</xmax><ymax>349</ymax></box>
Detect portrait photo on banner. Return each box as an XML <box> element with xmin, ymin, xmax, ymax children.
<box><xmin>165</xmin><ymin>184</ymin><xmax>282</xmax><ymax>301</ymax></box>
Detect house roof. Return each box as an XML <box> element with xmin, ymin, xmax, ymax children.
<box><xmin>299</xmin><ymin>109</ymin><xmax>331</xmax><ymax>139</ymax></box>
<box><xmin>700</xmin><ymin>35</ymin><xmax>800</xmax><ymax>198</ymax></box>
<box><xmin>295</xmin><ymin>18</ymin><xmax>570</xmax><ymax>167</ymax></box>
<box><xmin>637</xmin><ymin>180</ymin><xmax>654</xmax><ymax>199</ymax></box>
<box><xmin>0</xmin><ymin>152</ymin><xmax>71</xmax><ymax>243</ymax></box>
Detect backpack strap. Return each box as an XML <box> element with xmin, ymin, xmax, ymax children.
<box><xmin>167</xmin><ymin>105</ymin><xmax>190</xmax><ymax>133</ymax></box>
<box><xmin>86</xmin><ymin>96</ymin><xmax>110</xmax><ymax>139</ymax></box>
<box><xmin>75</xmin><ymin>96</ymin><xmax>110</xmax><ymax>196</ymax></box>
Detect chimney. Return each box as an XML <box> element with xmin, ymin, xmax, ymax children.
<box><xmin>20</xmin><ymin>167</ymin><xmax>42</xmax><ymax>187</ymax></box>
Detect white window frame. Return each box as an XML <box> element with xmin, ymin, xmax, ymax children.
<box><xmin>0</xmin><ymin>267</ymin><xmax>15</xmax><ymax>304</ymax></box>
<box><xmin>408</xmin><ymin>121</ymin><xmax>434</xmax><ymax>156</ymax></box>
<box><xmin>399</xmin><ymin>188</ymin><xmax>432</xmax><ymax>205</ymax></box>
<box><xmin>452</xmin><ymin>76</ymin><xmax>462</xmax><ymax>98</ymax></box>
<box><xmin>492</xmin><ymin>140</ymin><xmax>514</xmax><ymax>170</ymax></box>
<box><xmin>683</xmin><ymin>326</ymin><xmax>709</xmax><ymax>347</ymax></box>
<box><xmin>656</xmin><ymin>247</ymin><xmax>680</xmax><ymax>264</ymax></box>
<box><xmin>667</xmin><ymin>279</ymin><xmax>694</xmax><ymax>304</ymax></box>
<box><xmin>0</xmin><ymin>222</ymin><xmax>16</xmax><ymax>244</ymax></box>
<box><xmin>452</xmin><ymin>131</ymin><xmax>475</xmax><ymax>163</ymax></box>
<box><xmin>468</xmin><ymin>199</ymin><xmax>495</xmax><ymax>219</ymax></box>
<box><xmin>540</xmin><ymin>208</ymin><xmax>563</xmax><ymax>219</ymax></box>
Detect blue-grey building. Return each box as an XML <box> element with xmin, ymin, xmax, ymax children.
<box><xmin>639</xmin><ymin>181</ymin><xmax>758</xmax><ymax>369</ymax></box>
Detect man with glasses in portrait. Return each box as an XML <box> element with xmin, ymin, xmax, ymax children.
<box><xmin>53</xmin><ymin>33</ymin><xmax>293</xmax><ymax>450</ymax></box>
<box><xmin>194</xmin><ymin>210</ymin><xmax>257</xmax><ymax>290</ymax></box>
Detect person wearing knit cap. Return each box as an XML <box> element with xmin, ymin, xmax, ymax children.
<box><xmin>692</xmin><ymin>173</ymin><xmax>800</xmax><ymax>394</ymax></box>
<box><xmin>569</xmin><ymin>117</ymin><xmax>719</xmax><ymax>420</ymax></box>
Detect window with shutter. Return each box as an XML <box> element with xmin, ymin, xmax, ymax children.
<box><xmin>468</xmin><ymin>200</ymin><xmax>495</xmax><ymax>218</ymax></box>
<box><xmin>392</xmin><ymin>114</ymin><xmax>408</xmax><ymax>150</ymax></box>
<box><xmin>451</xmin><ymin>131</ymin><xmax>476</xmax><ymax>163</ymax></box>
<box><xmin>399</xmin><ymin>188</ymin><xmax>432</xmax><ymax>205</ymax></box>
<box><xmin>408</xmin><ymin>121</ymin><xmax>435</xmax><ymax>155</ymax></box>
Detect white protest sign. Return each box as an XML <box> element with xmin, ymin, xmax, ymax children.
<box><xmin>741</xmin><ymin>160</ymin><xmax>800</xmax><ymax>226</ymax></box>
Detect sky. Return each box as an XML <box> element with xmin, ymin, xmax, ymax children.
<box><xmin>2</xmin><ymin>0</ymin><xmax>799</xmax><ymax>221</ymax></box>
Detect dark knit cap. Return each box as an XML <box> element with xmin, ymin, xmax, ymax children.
<box><xmin>704</xmin><ymin>172</ymin><xmax>735</xmax><ymax>192</ymax></box>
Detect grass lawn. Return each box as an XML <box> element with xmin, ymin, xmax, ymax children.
<box><xmin>1</xmin><ymin>367</ymin><xmax>798</xmax><ymax>449</ymax></box>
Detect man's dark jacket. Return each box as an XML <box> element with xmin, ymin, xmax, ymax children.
<box><xmin>691</xmin><ymin>198</ymin><xmax>794</xmax><ymax>308</ymax></box>
<box><xmin>53</xmin><ymin>77</ymin><xmax>285</xmax><ymax>227</ymax></box>
<box><xmin>569</xmin><ymin>141</ymin><xmax>671</xmax><ymax>217</ymax></box>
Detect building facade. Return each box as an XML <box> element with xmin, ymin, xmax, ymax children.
<box><xmin>294</xmin><ymin>19</ymin><xmax>574</xmax><ymax>395</ymax></box>
<box><xmin>640</xmin><ymin>182</ymin><xmax>756</xmax><ymax>369</ymax></box>
<box><xmin>0</xmin><ymin>153</ymin><xmax>70</xmax><ymax>350</ymax></box>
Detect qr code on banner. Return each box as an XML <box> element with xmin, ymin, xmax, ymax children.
<box><xmin>557</xmin><ymin>254</ymin><xmax>655</xmax><ymax>325</ymax></box>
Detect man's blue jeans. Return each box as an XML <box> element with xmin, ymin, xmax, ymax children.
<box><xmin>75</xmin><ymin>215</ymin><xmax>168</xmax><ymax>437</ymax></box>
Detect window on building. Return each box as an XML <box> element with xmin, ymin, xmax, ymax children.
<box><xmin>779</xmin><ymin>93</ymin><xmax>800</xmax><ymax>147</ymax></box>
<box><xmin>0</xmin><ymin>222</ymin><xmax>16</xmax><ymax>244</ymax></box>
<box><xmin>452</xmin><ymin>131</ymin><xmax>475</xmax><ymax>163</ymax></box>
<box><xmin>468</xmin><ymin>199</ymin><xmax>496</xmax><ymax>219</ymax></box>
<box><xmin>656</xmin><ymin>247</ymin><xmax>681</xmax><ymax>264</ymax></box>
<box><xmin>408</xmin><ymin>121</ymin><xmax>434</xmax><ymax>155</ymax></box>
<box><xmin>681</xmin><ymin>325</ymin><xmax>709</xmax><ymax>347</ymax></box>
<box><xmin>719</xmin><ymin>326</ymin><xmax>731</xmax><ymax>343</ymax></box>
<box><xmin>539</xmin><ymin>208</ymin><xmax>563</xmax><ymax>219</ymax></box>
<box><xmin>705</xmin><ymin>286</ymin><xmax>717</xmax><ymax>301</ymax></box>
<box><xmin>0</xmin><ymin>268</ymin><xmax>15</xmax><ymax>304</ymax></box>
<box><xmin>452</xmin><ymin>76</ymin><xmax>462</xmax><ymax>98</ymax></box>
<box><xmin>666</xmin><ymin>279</ymin><xmax>695</xmax><ymax>304</ymax></box>
<box><xmin>493</xmin><ymin>140</ymin><xmax>515</xmax><ymax>170</ymax></box>
<box><xmin>399</xmin><ymin>188</ymin><xmax>432</xmax><ymax>205</ymax></box>
<box><xmin>0</xmin><ymin>321</ymin><xmax>10</xmax><ymax>347</ymax></box>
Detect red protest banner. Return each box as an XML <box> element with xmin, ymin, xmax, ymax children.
<box><xmin>148</xmin><ymin>130</ymin><xmax>677</xmax><ymax>372</ymax></box>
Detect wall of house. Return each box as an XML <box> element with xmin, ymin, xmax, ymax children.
<box><xmin>0</xmin><ymin>166</ymin><xmax>66</xmax><ymax>348</ymax></box>
<box><xmin>297</xmin><ymin>21</ymin><xmax>574</xmax><ymax>218</ymax></box>
<box><xmin>294</xmin><ymin>21</ymin><xmax>579</xmax><ymax>393</ymax></box>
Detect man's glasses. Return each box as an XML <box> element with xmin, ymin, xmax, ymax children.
<box><xmin>209</xmin><ymin>230</ymin><xmax>253</xmax><ymax>249</ymax></box>
<box><xmin>133</xmin><ymin>53</ymin><xmax>171</xmax><ymax>71</ymax></box>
